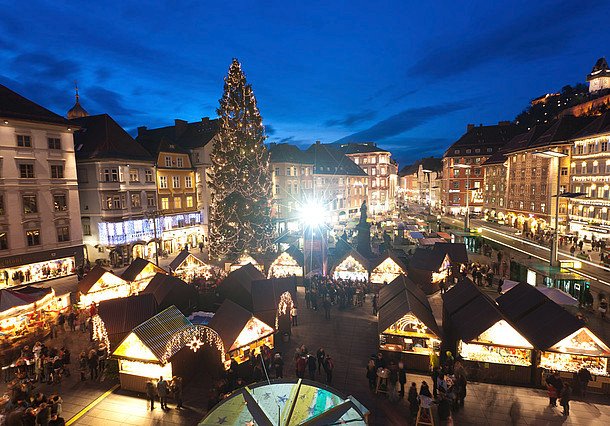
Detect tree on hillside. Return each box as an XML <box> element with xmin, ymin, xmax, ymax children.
<box><xmin>208</xmin><ymin>58</ymin><xmax>273</xmax><ymax>260</ymax></box>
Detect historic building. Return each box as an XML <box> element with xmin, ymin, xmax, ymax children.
<box><xmin>442</xmin><ymin>122</ymin><xmax>520</xmax><ymax>215</ymax></box>
<box><xmin>398</xmin><ymin>157</ymin><xmax>442</xmax><ymax>210</ymax></box>
<box><xmin>137</xmin><ymin>118</ymin><xmax>219</xmax><ymax>239</ymax></box>
<box><xmin>568</xmin><ymin>112</ymin><xmax>610</xmax><ymax>240</ymax></box>
<box><xmin>587</xmin><ymin>57</ymin><xmax>610</xmax><ymax>93</ymax></box>
<box><xmin>0</xmin><ymin>84</ymin><xmax>84</xmax><ymax>289</ymax></box>
<box><xmin>481</xmin><ymin>150</ymin><xmax>508</xmax><ymax>222</ymax></box>
<box><xmin>341</xmin><ymin>142</ymin><xmax>398</xmax><ymax>215</ymax></box>
<box><xmin>71</xmin><ymin>113</ymin><xmax>157</xmax><ymax>266</ymax></box>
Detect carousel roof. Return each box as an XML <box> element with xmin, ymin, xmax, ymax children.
<box><xmin>217</xmin><ymin>263</ymin><xmax>265</xmax><ymax>311</ymax></box>
<box><xmin>497</xmin><ymin>282</ymin><xmax>584</xmax><ymax>349</ymax></box>
<box><xmin>97</xmin><ymin>293</ymin><xmax>158</xmax><ymax>347</ymax></box>
<box><xmin>121</xmin><ymin>257</ymin><xmax>166</xmax><ymax>282</ymax></box>
<box><xmin>198</xmin><ymin>379</ymin><xmax>369</xmax><ymax>425</ymax></box>
<box><xmin>141</xmin><ymin>273</ymin><xmax>198</xmax><ymax>314</ymax></box>
<box><xmin>0</xmin><ymin>286</ymin><xmax>53</xmax><ymax>313</ymax></box>
<box><xmin>169</xmin><ymin>250</ymin><xmax>207</xmax><ymax>271</ymax></box>
<box><xmin>251</xmin><ymin>276</ymin><xmax>298</xmax><ymax>326</ymax></box>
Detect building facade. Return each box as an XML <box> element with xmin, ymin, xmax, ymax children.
<box><xmin>442</xmin><ymin>122</ymin><xmax>520</xmax><ymax>215</ymax></box>
<box><xmin>341</xmin><ymin>142</ymin><xmax>398</xmax><ymax>216</ymax></box>
<box><xmin>481</xmin><ymin>151</ymin><xmax>508</xmax><ymax>222</ymax></box>
<box><xmin>71</xmin><ymin>114</ymin><xmax>158</xmax><ymax>266</ymax></box>
<box><xmin>398</xmin><ymin>157</ymin><xmax>442</xmax><ymax>211</ymax></box>
<box><xmin>0</xmin><ymin>84</ymin><xmax>84</xmax><ymax>289</ymax></box>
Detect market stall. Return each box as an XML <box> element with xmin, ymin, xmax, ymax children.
<box><xmin>208</xmin><ymin>299</ymin><xmax>274</xmax><ymax>366</ymax></box>
<box><xmin>443</xmin><ymin>279</ymin><xmax>534</xmax><ymax>385</ymax></box>
<box><xmin>229</xmin><ymin>254</ymin><xmax>264</xmax><ymax>273</ymax></box>
<box><xmin>120</xmin><ymin>257</ymin><xmax>167</xmax><ymax>293</ymax></box>
<box><xmin>370</xmin><ymin>253</ymin><xmax>407</xmax><ymax>285</ymax></box>
<box><xmin>378</xmin><ymin>276</ymin><xmax>441</xmax><ymax>372</ymax></box>
<box><xmin>251</xmin><ymin>276</ymin><xmax>297</xmax><ymax>334</ymax></box>
<box><xmin>141</xmin><ymin>273</ymin><xmax>198</xmax><ymax>314</ymax></box>
<box><xmin>112</xmin><ymin>305</ymin><xmax>192</xmax><ymax>392</ymax></box>
<box><xmin>169</xmin><ymin>250</ymin><xmax>220</xmax><ymax>282</ymax></box>
<box><xmin>198</xmin><ymin>379</ymin><xmax>369</xmax><ymax>425</ymax></box>
<box><xmin>408</xmin><ymin>247</ymin><xmax>452</xmax><ymax>294</ymax></box>
<box><xmin>78</xmin><ymin>266</ymin><xmax>131</xmax><ymax>307</ymax></box>
<box><xmin>331</xmin><ymin>250</ymin><xmax>370</xmax><ymax>282</ymax></box>
<box><xmin>217</xmin><ymin>263</ymin><xmax>265</xmax><ymax>311</ymax></box>
<box><xmin>267</xmin><ymin>246</ymin><xmax>303</xmax><ymax>279</ymax></box>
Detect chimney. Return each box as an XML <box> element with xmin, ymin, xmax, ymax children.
<box><xmin>174</xmin><ymin>119</ymin><xmax>188</xmax><ymax>138</ymax></box>
<box><xmin>316</xmin><ymin>140</ymin><xmax>321</xmax><ymax>145</ymax></box>
<box><xmin>137</xmin><ymin>126</ymin><xmax>147</xmax><ymax>136</ymax></box>
<box><xmin>498</xmin><ymin>120</ymin><xmax>511</xmax><ymax>126</ymax></box>
<box><xmin>467</xmin><ymin>124</ymin><xmax>475</xmax><ymax>131</ymax></box>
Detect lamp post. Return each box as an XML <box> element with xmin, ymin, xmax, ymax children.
<box><xmin>453</xmin><ymin>164</ymin><xmax>472</xmax><ymax>231</ymax></box>
<box><xmin>145</xmin><ymin>209</ymin><xmax>163</xmax><ymax>266</ymax></box>
<box><xmin>533</xmin><ymin>149</ymin><xmax>568</xmax><ymax>267</ymax></box>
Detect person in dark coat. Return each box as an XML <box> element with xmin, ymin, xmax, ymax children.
<box><xmin>316</xmin><ymin>348</ymin><xmax>325</xmax><ymax>374</ymax></box>
<box><xmin>577</xmin><ymin>367</ymin><xmax>593</xmax><ymax>396</ymax></box>
<box><xmin>145</xmin><ymin>380</ymin><xmax>156</xmax><ymax>410</ymax></box>
<box><xmin>407</xmin><ymin>382</ymin><xmax>419</xmax><ymax>417</ymax></box>
<box><xmin>366</xmin><ymin>359</ymin><xmax>376</xmax><ymax>391</ymax></box>
<box><xmin>157</xmin><ymin>376</ymin><xmax>169</xmax><ymax>410</ymax></box>
<box><xmin>323</xmin><ymin>355</ymin><xmax>334</xmax><ymax>385</ymax></box>
<box><xmin>546</xmin><ymin>372</ymin><xmax>562</xmax><ymax>407</ymax></box>
<box><xmin>307</xmin><ymin>354</ymin><xmax>317</xmax><ymax>381</ymax></box>
<box><xmin>172</xmin><ymin>376</ymin><xmax>183</xmax><ymax>409</ymax></box>
<box><xmin>273</xmin><ymin>353</ymin><xmax>284</xmax><ymax>379</ymax></box>
<box><xmin>419</xmin><ymin>381</ymin><xmax>432</xmax><ymax>398</ymax></box>
<box><xmin>560</xmin><ymin>383</ymin><xmax>572</xmax><ymax>416</ymax></box>
<box><xmin>398</xmin><ymin>361</ymin><xmax>407</xmax><ymax>398</ymax></box>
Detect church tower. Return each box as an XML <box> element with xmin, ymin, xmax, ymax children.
<box><xmin>587</xmin><ymin>57</ymin><xmax>610</xmax><ymax>93</ymax></box>
<box><xmin>67</xmin><ymin>83</ymin><xmax>89</xmax><ymax>119</ymax></box>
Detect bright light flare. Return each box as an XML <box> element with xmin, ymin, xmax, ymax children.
<box><xmin>299</xmin><ymin>200</ymin><xmax>328</xmax><ymax>227</ymax></box>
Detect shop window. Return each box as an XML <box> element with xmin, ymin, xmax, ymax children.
<box><xmin>129</xmin><ymin>169</ymin><xmax>139</xmax><ymax>182</ymax></box>
<box><xmin>26</xmin><ymin>230</ymin><xmax>40</xmax><ymax>246</ymax></box>
<box><xmin>23</xmin><ymin>195</ymin><xmax>37</xmax><ymax>214</ymax></box>
<box><xmin>159</xmin><ymin>176</ymin><xmax>168</xmax><ymax>189</ymax></box>
<box><xmin>17</xmin><ymin>134</ymin><xmax>31</xmax><ymax>147</ymax></box>
<box><xmin>53</xmin><ymin>194</ymin><xmax>67</xmax><ymax>212</ymax></box>
<box><xmin>174</xmin><ymin>197</ymin><xmax>182</xmax><ymax>209</ymax></box>
<box><xmin>20</xmin><ymin>164</ymin><xmax>35</xmax><ymax>178</ymax></box>
<box><xmin>185</xmin><ymin>176</ymin><xmax>193</xmax><ymax>188</ymax></box>
<box><xmin>147</xmin><ymin>194</ymin><xmax>156</xmax><ymax>207</ymax></box>
<box><xmin>161</xmin><ymin>197</ymin><xmax>169</xmax><ymax>210</ymax></box>
<box><xmin>0</xmin><ymin>232</ymin><xmax>7</xmax><ymax>250</ymax></box>
<box><xmin>51</xmin><ymin>165</ymin><xmax>64</xmax><ymax>179</ymax></box>
<box><xmin>186</xmin><ymin>196</ymin><xmax>194</xmax><ymax>208</ymax></box>
<box><xmin>172</xmin><ymin>176</ymin><xmax>180</xmax><ymax>188</ymax></box>
<box><xmin>131</xmin><ymin>193</ymin><xmax>141</xmax><ymax>208</ymax></box>
<box><xmin>57</xmin><ymin>226</ymin><xmax>70</xmax><ymax>242</ymax></box>
<box><xmin>176</xmin><ymin>157</ymin><xmax>183</xmax><ymax>167</ymax></box>
<box><xmin>165</xmin><ymin>156</ymin><xmax>172</xmax><ymax>167</ymax></box>
<box><xmin>46</xmin><ymin>137</ymin><xmax>61</xmax><ymax>150</ymax></box>
<box><xmin>145</xmin><ymin>169</ymin><xmax>153</xmax><ymax>182</ymax></box>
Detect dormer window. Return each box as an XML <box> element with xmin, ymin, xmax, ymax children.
<box><xmin>165</xmin><ymin>156</ymin><xmax>172</xmax><ymax>167</ymax></box>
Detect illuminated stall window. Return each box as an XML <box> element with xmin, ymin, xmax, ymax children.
<box><xmin>370</xmin><ymin>257</ymin><xmax>405</xmax><ymax>284</ymax></box>
<box><xmin>230</xmin><ymin>254</ymin><xmax>263</xmax><ymax>272</ymax></box>
<box><xmin>0</xmin><ymin>257</ymin><xmax>75</xmax><ymax>289</ymax></box>
<box><xmin>79</xmin><ymin>270</ymin><xmax>131</xmax><ymax>306</ymax></box>
<box><xmin>380</xmin><ymin>313</ymin><xmax>440</xmax><ymax>355</ymax></box>
<box><xmin>267</xmin><ymin>252</ymin><xmax>302</xmax><ymax>278</ymax></box>
<box><xmin>333</xmin><ymin>255</ymin><xmax>368</xmax><ymax>281</ymax></box>
<box><xmin>540</xmin><ymin>328</ymin><xmax>610</xmax><ymax>376</ymax></box>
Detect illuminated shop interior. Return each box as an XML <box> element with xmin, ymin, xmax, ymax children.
<box><xmin>540</xmin><ymin>328</ymin><xmax>610</xmax><ymax>376</ymax></box>
<box><xmin>0</xmin><ymin>257</ymin><xmax>75</xmax><ymax>289</ymax></box>
<box><xmin>370</xmin><ymin>257</ymin><xmax>406</xmax><ymax>285</ymax></box>
<box><xmin>267</xmin><ymin>252</ymin><xmax>302</xmax><ymax>278</ymax></box>
<box><xmin>332</xmin><ymin>255</ymin><xmax>368</xmax><ymax>281</ymax></box>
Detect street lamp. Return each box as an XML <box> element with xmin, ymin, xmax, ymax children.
<box><xmin>453</xmin><ymin>164</ymin><xmax>472</xmax><ymax>230</ymax></box>
<box><xmin>145</xmin><ymin>209</ymin><xmax>163</xmax><ymax>266</ymax></box>
<box><xmin>533</xmin><ymin>149</ymin><xmax>568</xmax><ymax>267</ymax></box>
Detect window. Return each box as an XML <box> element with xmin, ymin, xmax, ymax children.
<box><xmin>474</xmin><ymin>168</ymin><xmax>481</xmax><ymax>175</ymax></box>
<box><xmin>174</xmin><ymin>197</ymin><xmax>182</xmax><ymax>209</ymax></box>
<box><xmin>161</xmin><ymin>197</ymin><xmax>169</xmax><ymax>210</ymax></box>
<box><xmin>531</xmin><ymin>184</ymin><xmax>536</xmax><ymax>195</ymax></box>
<box><xmin>475</xmin><ymin>148</ymin><xmax>480</xmax><ymax>153</ymax></box>
<box><xmin>0</xmin><ymin>232</ymin><xmax>8</xmax><ymax>250</ymax></box>
<box><xmin>454</xmin><ymin>150</ymin><xmax>460</xmax><ymax>155</ymax></box>
<box><xmin>48</xmin><ymin>137</ymin><xmax>61</xmax><ymax>150</ymax></box>
<box><xmin>0</xmin><ymin>194</ymin><xmax>3</xmax><ymax>215</ymax></box>
<box><xmin>185</xmin><ymin>176</ymin><xmax>193</xmax><ymax>188</ymax></box>
<box><xmin>286</xmin><ymin>167</ymin><xmax>291</xmax><ymax>176</ymax></box>
<box><xmin>145</xmin><ymin>169</ymin><xmax>153</xmax><ymax>182</ymax></box>
<box><xmin>531</xmin><ymin>202</ymin><xmax>535</xmax><ymax>212</ymax></box>
<box><xmin>186</xmin><ymin>196</ymin><xmax>194</xmax><ymax>208</ymax></box>
<box><xmin>176</xmin><ymin>157</ymin><xmax>183</xmax><ymax>167</ymax></box>
<box><xmin>147</xmin><ymin>194</ymin><xmax>156</xmax><ymax>207</ymax></box>
<box><xmin>129</xmin><ymin>169</ymin><xmax>139</xmax><ymax>182</ymax></box>
<box><xmin>172</xmin><ymin>176</ymin><xmax>180</xmax><ymax>188</ymax></box>
<box><xmin>466</xmin><ymin>149</ymin><xmax>471</xmax><ymax>154</ymax></box>
<box><xmin>560</xmin><ymin>167</ymin><xmax>568</xmax><ymax>176</ymax></box>
<box><xmin>20</xmin><ymin>164</ymin><xmax>34</xmax><ymax>178</ymax></box>
<box><xmin>51</xmin><ymin>165</ymin><xmax>64</xmax><ymax>179</ymax></box>
<box><xmin>603</xmin><ymin>141</ymin><xmax>609</xmax><ymax>152</ymax></box>
<box><xmin>371</xmin><ymin>167</ymin><xmax>377</xmax><ymax>175</ymax></box>
<box><xmin>541</xmin><ymin>184</ymin><xmax>547</xmax><ymax>193</ymax></box>
<box><xmin>581</xmin><ymin>162</ymin><xmax>587</xmax><ymax>174</ymax></box>
<box><xmin>53</xmin><ymin>194</ymin><xmax>67</xmax><ymax>212</ymax></box>
<box><xmin>82</xmin><ymin>218</ymin><xmax>91</xmax><ymax>236</ymax></box>
<box><xmin>541</xmin><ymin>203</ymin><xmax>546</xmax><ymax>213</ymax></box>
<box><xmin>26</xmin><ymin>230</ymin><xmax>40</xmax><ymax>246</ymax></box>
<box><xmin>487</xmin><ymin>148</ymin><xmax>493</xmax><ymax>153</ymax></box>
<box><xmin>274</xmin><ymin>184</ymin><xmax>279</xmax><ymax>195</ymax></box>
<box><xmin>102</xmin><ymin>168</ymin><xmax>119</xmax><ymax>182</ymax></box>
<box><xmin>165</xmin><ymin>156</ymin><xmax>172</xmax><ymax>167</ymax></box>
<box><xmin>17</xmin><ymin>134</ymin><xmax>31</xmax><ymax>147</ymax></box>
<box><xmin>371</xmin><ymin>157</ymin><xmax>376</xmax><ymax>164</ymax></box>
<box><xmin>453</xmin><ymin>169</ymin><xmax>459</xmax><ymax>177</ymax></box>
<box><xmin>354</xmin><ymin>158</ymin><xmax>359</xmax><ymax>164</ymax></box>
<box><xmin>131</xmin><ymin>193</ymin><xmax>141</xmax><ymax>208</ymax></box>
<box><xmin>57</xmin><ymin>226</ymin><xmax>70</xmax><ymax>242</ymax></box>
<box><xmin>453</xmin><ymin>182</ymin><xmax>459</xmax><ymax>189</ymax></box>
<box><xmin>593</xmin><ymin>162</ymin><xmax>599</xmax><ymax>174</ymax></box>
<box><xmin>606</xmin><ymin>161</ymin><xmax>610</xmax><ymax>174</ymax></box>
<box><xmin>159</xmin><ymin>176</ymin><xmax>168</xmax><ymax>188</ymax></box>
<box><xmin>22</xmin><ymin>195</ymin><xmax>37</xmax><ymax>214</ymax></box>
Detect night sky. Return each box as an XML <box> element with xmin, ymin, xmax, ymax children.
<box><xmin>1</xmin><ymin>0</ymin><xmax>609</xmax><ymax>165</ymax></box>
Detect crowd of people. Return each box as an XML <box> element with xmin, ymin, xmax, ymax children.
<box><xmin>144</xmin><ymin>376</ymin><xmax>183</xmax><ymax>411</ymax></box>
<box><xmin>303</xmin><ymin>275</ymin><xmax>370</xmax><ymax>316</ymax></box>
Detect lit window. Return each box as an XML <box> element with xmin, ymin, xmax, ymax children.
<box><xmin>161</xmin><ymin>197</ymin><xmax>169</xmax><ymax>210</ymax></box>
<box><xmin>131</xmin><ymin>193</ymin><xmax>141</xmax><ymax>208</ymax></box>
<box><xmin>186</xmin><ymin>196</ymin><xmax>194</xmax><ymax>208</ymax></box>
<box><xmin>53</xmin><ymin>194</ymin><xmax>67</xmax><ymax>212</ymax></box>
<box><xmin>26</xmin><ymin>230</ymin><xmax>40</xmax><ymax>246</ymax></box>
<box><xmin>129</xmin><ymin>169</ymin><xmax>139</xmax><ymax>182</ymax></box>
<box><xmin>174</xmin><ymin>197</ymin><xmax>182</xmax><ymax>209</ymax></box>
<box><xmin>23</xmin><ymin>195</ymin><xmax>37</xmax><ymax>214</ymax></box>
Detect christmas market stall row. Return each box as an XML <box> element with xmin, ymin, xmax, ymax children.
<box><xmin>330</xmin><ymin>249</ymin><xmax>408</xmax><ymax>285</ymax></box>
<box><xmin>442</xmin><ymin>280</ymin><xmax>610</xmax><ymax>391</ymax></box>
<box><xmin>377</xmin><ymin>275</ymin><xmax>441</xmax><ymax>372</ymax></box>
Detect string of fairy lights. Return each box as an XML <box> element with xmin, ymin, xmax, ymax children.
<box><xmin>208</xmin><ymin>58</ymin><xmax>273</xmax><ymax>261</ymax></box>
<box><xmin>162</xmin><ymin>325</ymin><xmax>227</xmax><ymax>366</ymax></box>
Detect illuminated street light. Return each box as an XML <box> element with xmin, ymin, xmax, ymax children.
<box><xmin>299</xmin><ymin>200</ymin><xmax>328</xmax><ymax>228</ymax></box>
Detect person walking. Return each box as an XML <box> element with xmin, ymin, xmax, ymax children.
<box><xmin>145</xmin><ymin>379</ymin><xmax>156</xmax><ymax>410</ymax></box>
<box><xmin>323</xmin><ymin>355</ymin><xmax>334</xmax><ymax>385</ymax></box>
<box><xmin>398</xmin><ymin>361</ymin><xmax>407</xmax><ymax>398</ymax></box>
<box><xmin>366</xmin><ymin>359</ymin><xmax>376</xmax><ymax>391</ymax></box>
<box><xmin>577</xmin><ymin>367</ymin><xmax>592</xmax><ymax>397</ymax></box>
<box><xmin>172</xmin><ymin>376</ymin><xmax>183</xmax><ymax>409</ymax></box>
<box><xmin>273</xmin><ymin>353</ymin><xmax>284</xmax><ymax>379</ymax></box>
<box><xmin>296</xmin><ymin>355</ymin><xmax>307</xmax><ymax>379</ymax></box>
<box><xmin>372</xmin><ymin>294</ymin><xmax>378</xmax><ymax>315</ymax></box>
<box><xmin>407</xmin><ymin>382</ymin><xmax>419</xmax><ymax>419</ymax></box>
<box><xmin>307</xmin><ymin>354</ymin><xmax>317</xmax><ymax>381</ymax></box>
<box><xmin>157</xmin><ymin>376</ymin><xmax>169</xmax><ymax>410</ymax></box>
<box><xmin>78</xmin><ymin>351</ymin><xmax>87</xmax><ymax>381</ymax></box>
<box><xmin>290</xmin><ymin>305</ymin><xmax>298</xmax><ymax>327</ymax></box>
<box><xmin>87</xmin><ymin>349</ymin><xmax>98</xmax><ymax>381</ymax></box>
<box><xmin>316</xmin><ymin>348</ymin><xmax>325</xmax><ymax>374</ymax></box>
<box><xmin>560</xmin><ymin>383</ymin><xmax>572</xmax><ymax>416</ymax></box>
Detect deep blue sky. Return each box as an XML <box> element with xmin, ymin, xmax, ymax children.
<box><xmin>1</xmin><ymin>0</ymin><xmax>609</xmax><ymax>166</ymax></box>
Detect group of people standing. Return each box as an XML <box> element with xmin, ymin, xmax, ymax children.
<box><xmin>145</xmin><ymin>376</ymin><xmax>183</xmax><ymax>411</ymax></box>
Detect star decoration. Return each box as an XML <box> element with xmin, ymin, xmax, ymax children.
<box><xmin>263</xmin><ymin>392</ymin><xmax>271</xmax><ymax>400</ymax></box>
<box><xmin>217</xmin><ymin>416</ymin><xmax>227</xmax><ymax>424</ymax></box>
<box><xmin>187</xmin><ymin>336</ymin><xmax>204</xmax><ymax>352</ymax></box>
<box><xmin>277</xmin><ymin>394</ymin><xmax>288</xmax><ymax>404</ymax></box>
<box><xmin>245</xmin><ymin>421</ymin><xmax>255</xmax><ymax>426</ymax></box>
<box><xmin>308</xmin><ymin>406</ymin><xmax>318</xmax><ymax>416</ymax></box>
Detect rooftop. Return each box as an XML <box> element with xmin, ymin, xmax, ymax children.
<box><xmin>444</xmin><ymin>122</ymin><xmax>521</xmax><ymax>158</ymax></box>
<box><xmin>0</xmin><ymin>83</ymin><xmax>68</xmax><ymax>126</ymax></box>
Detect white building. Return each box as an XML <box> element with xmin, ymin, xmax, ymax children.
<box><xmin>0</xmin><ymin>84</ymin><xmax>84</xmax><ymax>289</ymax></box>
<box><xmin>71</xmin><ymin>114</ymin><xmax>158</xmax><ymax>266</ymax></box>
<box><xmin>587</xmin><ymin>57</ymin><xmax>610</xmax><ymax>93</ymax></box>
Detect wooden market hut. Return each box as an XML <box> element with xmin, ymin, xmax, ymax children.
<box><xmin>442</xmin><ymin>279</ymin><xmax>535</xmax><ymax>385</ymax></box>
<box><xmin>208</xmin><ymin>299</ymin><xmax>274</xmax><ymax>366</ymax></box>
<box><xmin>141</xmin><ymin>273</ymin><xmax>198</xmax><ymax>314</ymax></box>
<box><xmin>267</xmin><ymin>246</ymin><xmax>304</xmax><ymax>279</ymax></box>
<box><xmin>120</xmin><ymin>257</ymin><xmax>167</xmax><ymax>293</ymax></box>
<box><xmin>217</xmin><ymin>263</ymin><xmax>265</xmax><ymax>311</ymax></box>
<box><xmin>95</xmin><ymin>293</ymin><xmax>158</xmax><ymax>350</ymax></box>
<box><xmin>169</xmin><ymin>250</ymin><xmax>215</xmax><ymax>281</ymax></box>
<box><xmin>251</xmin><ymin>276</ymin><xmax>297</xmax><ymax>334</ymax></box>
<box><xmin>370</xmin><ymin>251</ymin><xmax>408</xmax><ymax>285</ymax></box>
<box><xmin>112</xmin><ymin>305</ymin><xmax>193</xmax><ymax>392</ymax></box>
<box><xmin>378</xmin><ymin>275</ymin><xmax>441</xmax><ymax>371</ymax></box>
<box><xmin>228</xmin><ymin>254</ymin><xmax>265</xmax><ymax>273</ymax></box>
<box><xmin>331</xmin><ymin>249</ymin><xmax>370</xmax><ymax>282</ymax></box>
<box><xmin>498</xmin><ymin>282</ymin><xmax>610</xmax><ymax>390</ymax></box>
<box><xmin>435</xmin><ymin>243</ymin><xmax>468</xmax><ymax>276</ymax></box>
<box><xmin>408</xmin><ymin>247</ymin><xmax>451</xmax><ymax>295</ymax></box>
<box><xmin>78</xmin><ymin>265</ymin><xmax>131</xmax><ymax>306</ymax></box>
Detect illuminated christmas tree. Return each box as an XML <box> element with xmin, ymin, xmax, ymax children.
<box><xmin>208</xmin><ymin>58</ymin><xmax>273</xmax><ymax>260</ymax></box>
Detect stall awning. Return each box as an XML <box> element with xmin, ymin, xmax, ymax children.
<box><xmin>97</xmin><ymin>293</ymin><xmax>158</xmax><ymax>347</ymax></box>
<box><xmin>169</xmin><ymin>250</ymin><xmax>208</xmax><ymax>271</ymax></box>
<box><xmin>437</xmin><ymin>232</ymin><xmax>451</xmax><ymax>240</ymax></box>
<box><xmin>0</xmin><ymin>287</ymin><xmax>53</xmax><ymax>314</ymax></box>
<box><xmin>419</xmin><ymin>238</ymin><xmax>446</xmax><ymax>246</ymax></box>
<box><xmin>121</xmin><ymin>258</ymin><xmax>167</xmax><ymax>282</ymax></box>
